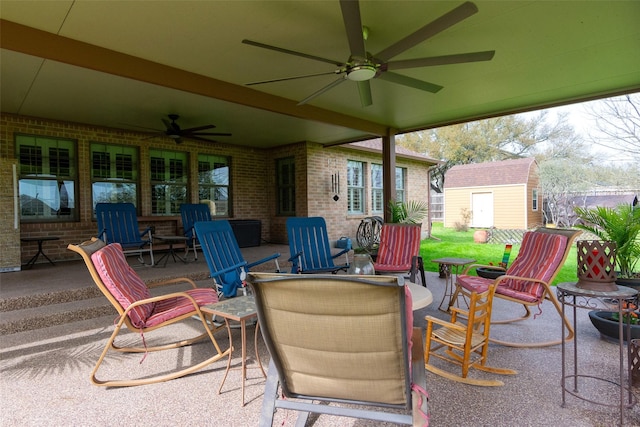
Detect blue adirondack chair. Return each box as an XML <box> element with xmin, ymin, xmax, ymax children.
<box><xmin>286</xmin><ymin>217</ymin><xmax>351</xmax><ymax>274</ymax></box>
<box><xmin>180</xmin><ymin>203</ymin><xmax>212</xmax><ymax>260</ymax></box>
<box><xmin>194</xmin><ymin>220</ymin><xmax>280</xmax><ymax>298</ymax></box>
<box><xmin>95</xmin><ymin>203</ymin><xmax>154</xmax><ymax>266</ymax></box>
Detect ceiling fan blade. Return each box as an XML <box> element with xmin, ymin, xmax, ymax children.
<box><xmin>184</xmin><ymin>135</ymin><xmax>219</xmax><ymax>143</ymax></box>
<box><xmin>386</xmin><ymin>50</ymin><xmax>495</xmax><ymax>70</ymax></box>
<box><xmin>297</xmin><ymin>77</ymin><xmax>347</xmax><ymax>105</ymax></box>
<box><xmin>340</xmin><ymin>0</ymin><xmax>366</xmax><ymax>58</ymax></box>
<box><xmin>246</xmin><ymin>71</ymin><xmax>340</xmax><ymax>86</ymax></box>
<box><xmin>161</xmin><ymin>118</ymin><xmax>172</xmax><ymax>129</ymax></box>
<box><xmin>374</xmin><ymin>1</ymin><xmax>479</xmax><ymax>62</ymax></box>
<box><xmin>378</xmin><ymin>72</ymin><xmax>443</xmax><ymax>93</ymax></box>
<box><xmin>191</xmin><ymin>132</ymin><xmax>232</xmax><ymax>137</ymax></box>
<box><xmin>180</xmin><ymin>124</ymin><xmax>216</xmax><ymax>133</ymax></box>
<box><xmin>357</xmin><ymin>80</ymin><xmax>372</xmax><ymax>107</ymax></box>
<box><xmin>242</xmin><ymin>39</ymin><xmax>343</xmax><ymax>66</ymax></box>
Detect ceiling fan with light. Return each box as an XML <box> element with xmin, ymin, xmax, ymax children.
<box><xmin>242</xmin><ymin>1</ymin><xmax>494</xmax><ymax>107</ymax></box>
<box><xmin>142</xmin><ymin>114</ymin><xmax>232</xmax><ymax>144</ymax></box>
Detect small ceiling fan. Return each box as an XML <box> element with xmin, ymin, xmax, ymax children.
<box><xmin>143</xmin><ymin>114</ymin><xmax>231</xmax><ymax>144</ymax></box>
<box><xmin>242</xmin><ymin>1</ymin><xmax>494</xmax><ymax>107</ymax></box>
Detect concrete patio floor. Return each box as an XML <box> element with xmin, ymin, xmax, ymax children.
<box><xmin>1</xmin><ymin>245</ymin><xmax>639</xmax><ymax>426</ymax></box>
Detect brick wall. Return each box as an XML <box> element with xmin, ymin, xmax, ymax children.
<box><xmin>1</xmin><ymin>113</ymin><xmax>433</xmax><ymax>265</ymax></box>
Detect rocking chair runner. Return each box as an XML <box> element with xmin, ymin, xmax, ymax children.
<box><xmin>425</xmin><ymin>281</ymin><xmax>517</xmax><ymax>387</ymax></box>
<box><xmin>68</xmin><ymin>237</ymin><xmax>229</xmax><ymax>387</ymax></box>
<box><xmin>452</xmin><ymin>227</ymin><xmax>581</xmax><ymax>348</ymax></box>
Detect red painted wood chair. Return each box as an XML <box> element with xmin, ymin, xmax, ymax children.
<box><xmin>374</xmin><ymin>223</ymin><xmax>426</xmax><ymax>285</ymax></box>
<box><xmin>452</xmin><ymin>228</ymin><xmax>581</xmax><ymax>347</ymax></box>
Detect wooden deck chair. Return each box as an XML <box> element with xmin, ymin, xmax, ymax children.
<box><xmin>286</xmin><ymin>216</ymin><xmax>351</xmax><ymax>274</ymax></box>
<box><xmin>194</xmin><ymin>220</ymin><xmax>280</xmax><ymax>298</ymax></box>
<box><xmin>96</xmin><ymin>202</ymin><xmax>154</xmax><ymax>266</ymax></box>
<box><xmin>246</xmin><ymin>272</ymin><xmax>429</xmax><ymax>427</ymax></box>
<box><xmin>374</xmin><ymin>223</ymin><xmax>426</xmax><ymax>286</ymax></box>
<box><xmin>67</xmin><ymin>238</ymin><xmax>229</xmax><ymax>387</ymax></box>
<box><xmin>452</xmin><ymin>227</ymin><xmax>581</xmax><ymax>348</ymax></box>
<box><xmin>425</xmin><ymin>281</ymin><xmax>517</xmax><ymax>386</ymax></box>
<box><xmin>180</xmin><ymin>203</ymin><xmax>212</xmax><ymax>260</ymax></box>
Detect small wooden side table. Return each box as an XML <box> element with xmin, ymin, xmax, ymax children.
<box><xmin>431</xmin><ymin>257</ymin><xmax>476</xmax><ymax>311</ymax></box>
<box><xmin>21</xmin><ymin>236</ymin><xmax>60</xmax><ymax>269</ymax></box>
<box><xmin>202</xmin><ymin>295</ymin><xmax>266</xmax><ymax>406</ymax></box>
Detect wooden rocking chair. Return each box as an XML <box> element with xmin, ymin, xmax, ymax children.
<box><xmin>68</xmin><ymin>237</ymin><xmax>229</xmax><ymax>386</ymax></box>
<box><xmin>425</xmin><ymin>281</ymin><xmax>517</xmax><ymax>386</ymax></box>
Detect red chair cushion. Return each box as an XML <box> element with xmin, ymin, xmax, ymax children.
<box><xmin>145</xmin><ymin>288</ymin><xmax>218</xmax><ymax>327</ymax></box>
<box><xmin>374</xmin><ymin>224</ymin><xmax>421</xmax><ymax>271</ymax></box>
<box><xmin>499</xmin><ymin>231</ymin><xmax>567</xmax><ymax>300</ymax></box>
<box><xmin>91</xmin><ymin>243</ymin><xmax>154</xmax><ymax>328</ymax></box>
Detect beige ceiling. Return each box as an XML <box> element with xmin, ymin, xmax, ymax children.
<box><xmin>1</xmin><ymin>1</ymin><xmax>639</xmax><ymax>149</ymax></box>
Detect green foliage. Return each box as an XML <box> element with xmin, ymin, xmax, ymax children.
<box><xmin>388</xmin><ymin>200</ymin><xmax>428</xmax><ymax>224</ymax></box>
<box><xmin>420</xmin><ymin>223</ymin><xmax>578</xmax><ymax>285</ymax></box>
<box><xmin>574</xmin><ymin>204</ymin><xmax>640</xmax><ymax>278</ymax></box>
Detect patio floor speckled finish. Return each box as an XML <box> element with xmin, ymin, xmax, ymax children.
<box><xmin>1</xmin><ymin>246</ymin><xmax>640</xmax><ymax>426</ymax></box>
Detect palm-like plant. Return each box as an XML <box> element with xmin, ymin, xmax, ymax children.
<box><xmin>574</xmin><ymin>203</ymin><xmax>640</xmax><ymax>278</ymax></box>
<box><xmin>388</xmin><ymin>200</ymin><xmax>428</xmax><ymax>224</ymax></box>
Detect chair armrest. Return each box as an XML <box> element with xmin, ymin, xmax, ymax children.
<box><xmin>140</xmin><ymin>226</ymin><xmax>153</xmax><ymax>242</ymax></box>
<box><xmin>97</xmin><ymin>228</ymin><xmax>108</xmax><ymax>243</ymax></box>
<box><xmin>246</xmin><ymin>252</ymin><xmax>281</xmax><ymax>270</ymax></box>
<box><xmin>461</xmin><ymin>263</ymin><xmax>506</xmax><ymax>275</ymax></box>
<box><xmin>287</xmin><ymin>250</ymin><xmax>303</xmax><ymax>263</ymax></box>
<box><xmin>331</xmin><ymin>247</ymin><xmax>350</xmax><ymax>260</ymax></box>
<box><xmin>209</xmin><ymin>261</ymin><xmax>248</xmax><ymax>279</ymax></box>
<box><xmin>425</xmin><ymin>315</ymin><xmax>466</xmax><ymax>331</ymax></box>
<box><xmin>124</xmin><ymin>290</ymin><xmax>199</xmax><ymax>311</ymax></box>
<box><xmin>147</xmin><ymin>277</ymin><xmax>198</xmax><ymax>289</ymax></box>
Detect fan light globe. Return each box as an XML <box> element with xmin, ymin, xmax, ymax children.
<box><xmin>347</xmin><ymin>65</ymin><xmax>376</xmax><ymax>81</ymax></box>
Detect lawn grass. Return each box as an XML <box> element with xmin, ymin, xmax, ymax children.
<box><xmin>420</xmin><ymin>223</ymin><xmax>578</xmax><ymax>285</ymax></box>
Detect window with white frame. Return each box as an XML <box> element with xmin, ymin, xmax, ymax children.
<box><xmin>91</xmin><ymin>143</ymin><xmax>138</xmax><ymax>212</ymax></box>
<box><xmin>276</xmin><ymin>156</ymin><xmax>295</xmax><ymax>216</ymax></box>
<box><xmin>371</xmin><ymin>164</ymin><xmax>406</xmax><ymax>213</ymax></box>
<box><xmin>17</xmin><ymin>134</ymin><xmax>78</xmax><ymax>222</ymax></box>
<box><xmin>532</xmin><ymin>188</ymin><xmax>539</xmax><ymax>211</ymax></box>
<box><xmin>150</xmin><ymin>149</ymin><xmax>188</xmax><ymax>215</ymax></box>
<box><xmin>347</xmin><ymin>160</ymin><xmax>365</xmax><ymax>214</ymax></box>
<box><xmin>198</xmin><ymin>154</ymin><xmax>230</xmax><ymax>216</ymax></box>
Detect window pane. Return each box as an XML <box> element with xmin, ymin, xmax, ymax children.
<box><xmin>17</xmin><ymin>135</ymin><xmax>77</xmax><ymax>221</ymax></box>
<box><xmin>347</xmin><ymin>160</ymin><xmax>364</xmax><ymax>214</ymax></box>
<box><xmin>276</xmin><ymin>157</ymin><xmax>295</xmax><ymax>215</ymax></box>
<box><xmin>198</xmin><ymin>154</ymin><xmax>230</xmax><ymax>216</ymax></box>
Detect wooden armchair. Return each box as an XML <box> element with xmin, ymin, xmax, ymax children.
<box><xmin>425</xmin><ymin>281</ymin><xmax>517</xmax><ymax>386</ymax></box>
<box><xmin>68</xmin><ymin>237</ymin><xmax>229</xmax><ymax>386</ymax></box>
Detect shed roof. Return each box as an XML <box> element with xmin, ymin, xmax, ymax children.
<box><xmin>444</xmin><ymin>157</ymin><xmax>537</xmax><ymax>189</ymax></box>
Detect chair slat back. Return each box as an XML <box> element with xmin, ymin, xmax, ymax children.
<box><xmin>286</xmin><ymin>217</ymin><xmax>335</xmax><ymax>273</ymax></box>
<box><xmin>247</xmin><ymin>272</ymin><xmax>412</xmax><ymax>408</ymax></box>
<box><xmin>180</xmin><ymin>203</ymin><xmax>212</xmax><ymax>241</ymax></box>
<box><xmin>96</xmin><ymin>203</ymin><xmax>145</xmax><ymax>248</ymax></box>
<box><xmin>375</xmin><ymin>223</ymin><xmax>421</xmax><ymax>268</ymax></box>
<box><xmin>195</xmin><ymin>220</ymin><xmax>247</xmax><ymax>296</ymax></box>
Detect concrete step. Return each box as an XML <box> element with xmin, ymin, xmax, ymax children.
<box><xmin>0</xmin><ymin>280</ymin><xmax>216</xmax><ymax>336</ymax></box>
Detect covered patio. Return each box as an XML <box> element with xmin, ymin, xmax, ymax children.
<box><xmin>1</xmin><ymin>246</ymin><xmax>639</xmax><ymax>426</ymax></box>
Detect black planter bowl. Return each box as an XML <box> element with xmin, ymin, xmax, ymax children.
<box><xmin>588</xmin><ymin>310</ymin><xmax>640</xmax><ymax>342</ymax></box>
<box><xmin>476</xmin><ymin>267</ymin><xmax>506</xmax><ymax>280</ymax></box>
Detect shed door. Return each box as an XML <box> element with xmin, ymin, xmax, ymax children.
<box><xmin>471</xmin><ymin>192</ymin><xmax>493</xmax><ymax>227</ymax></box>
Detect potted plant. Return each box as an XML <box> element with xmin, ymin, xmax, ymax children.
<box><xmin>574</xmin><ymin>203</ymin><xmax>640</xmax><ymax>285</ymax></box>
<box><xmin>388</xmin><ymin>200</ymin><xmax>428</xmax><ymax>224</ymax></box>
<box><xmin>575</xmin><ymin>203</ymin><xmax>640</xmax><ymax>339</ymax></box>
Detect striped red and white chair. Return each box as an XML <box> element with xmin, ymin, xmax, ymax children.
<box><xmin>374</xmin><ymin>223</ymin><xmax>426</xmax><ymax>286</ymax></box>
<box><xmin>452</xmin><ymin>228</ymin><xmax>581</xmax><ymax>348</ymax></box>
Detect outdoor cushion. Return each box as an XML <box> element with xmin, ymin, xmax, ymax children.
<box><xmin>375</xmin><ymin>224</ymin><xmax>421</xmax><ymax>271</ymax></box>
<box><xmin>91</xmin><ymin>243</ymin><xmax>154</xmax><ymax>328</ymax></box>
<box><xmin>145</xmin><ymin>288</ymin><xmax>218</xmax><ymax>327</ymax></box>
<box><xmin>457</xmin><ymin>231</ymin><xmax>568</xmax><ymax>303</ymax></box>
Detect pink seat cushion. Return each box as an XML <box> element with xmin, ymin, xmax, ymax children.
<box><xmin>374</xmin><ymin>224</ymin><xmax>421</xmax><ymax>272</ymax></box>
<box><xmin>145</xmin><ymin>288</ymin><xmax>218</xmax><ymax>327</ymax></box>
<box><xmin>91</xmin><ymin>243</ymin><xmax>154</xmax><ymax>328</ymax></box>
<box><xmin>457</xmin><ymin>231</ymin><xmax>568</xmax><ymax>303</ymax></box>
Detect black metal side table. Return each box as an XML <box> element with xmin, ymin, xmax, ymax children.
<box><xmin>21</xmin><ymin>236</ymin><xmax>60</xmax><ymax>269</ymax></box>
<box><xmin>557</xmin><ymin>282</ymin><xmax>638</xmax><ymax>426</ymax></box>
